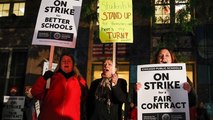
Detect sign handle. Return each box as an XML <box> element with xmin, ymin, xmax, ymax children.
<box><xmin>112</xmin><ymin>42</ymin><xmax>116</xmax><ymax>74</ymax></box>
<box><xmin>46</xmin><ymin>45</ymin><xmax>55</xmax><ymax>89</ymax></box>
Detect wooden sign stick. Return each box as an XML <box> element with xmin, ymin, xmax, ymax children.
<box><xmin>46</xmin><ymin>45</ymin><xmax>55</xmax><ymax>89</ymax></box>
<box><xmin>112</xmin><ymin>42</ymin><xmax>116</xmax><ymax>74</ymax></box>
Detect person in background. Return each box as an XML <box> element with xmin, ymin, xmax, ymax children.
<box><xmin>87</xmin><ymin>58</ymin><xmax>128</xmax><ymax>120</ymax></box>
<box><xmin>30</xmin><ymin>52</ymin><xmax>88</xmax><ymax>120</ymax></box>
<box><xmin>24</xmin><ymin>86</ymin><xmax>37</xmax><ymax>120</ymax></box>
<box><xmin>9</xmin><ymin>86</ymin><xmax>19</xmax><ymax>96</ymax></box>
<box><xmin>196</xmin><ymin>101</ymin><xmax>210</xmax><ymax>120</ymax></box>
<box><xmin>127</xmin><ymin>101</ymin><xmax>137</xmax><ymax>120</ymax></box>
<box><xmin>135</xmin><ymin>48</ymin><xmax>198</xmax><ymax>120</ymax></box>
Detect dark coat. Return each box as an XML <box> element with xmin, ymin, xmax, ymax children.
<box><xmin>87</xmin><ymin>78</ymin><xmax>128</xmax><ymax>120</ymax></box>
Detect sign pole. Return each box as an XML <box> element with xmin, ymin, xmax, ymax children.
<box><xmin>46</xmin><ymin>45</ymin><xmax>55</xmax><ymax>89</ymax></box>
<box><xmin>112</xmin><ymin>42</ymin><xmax>116</xmax><ymax>74</ymax></box>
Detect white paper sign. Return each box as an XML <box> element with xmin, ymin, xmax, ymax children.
<box><xmin>2</xmin><ymin>96</ymin><xmax>25</xmax><ymax>120</ymax></box>
<box><xmin>137</xmin><ymin>63</ymin><xmax>190</xmax><ymax>120</ymax></box>
<box><xmin>32</xmin><ymin>0</ymin><xmax>82</xmax><ymax>48</ymax></box>
<box><xmin>42</xmin><ymin>61</ymin><xmax>57</xmax><ymax>75</ymax></box>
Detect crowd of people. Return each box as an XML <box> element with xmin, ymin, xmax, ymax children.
<box><xmin>3</xmin><ymin>48</ymin><xmax>211</xmax><ymax>120</ymax></box>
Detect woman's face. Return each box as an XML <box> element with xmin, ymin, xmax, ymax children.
<box><xmin>157</xmin><ymin>49</ymin><xmax>172</xmax><ymax>64</ymax></box>
<box><xmin>60</xmin><ymin>55</ymin><xmax>73</xmax><ymax>73</ymax></box>
<box><xmin>103</xmin><ymin>60</ymin><xmax>113</xmax><ymax>77</ymax></box>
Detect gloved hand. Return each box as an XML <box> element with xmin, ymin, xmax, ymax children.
<box><xmin>43</xmin><ymin>70</ymin><xmax>54</xmax><ymax>80</ymax></box>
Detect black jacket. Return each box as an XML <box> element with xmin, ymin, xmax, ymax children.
<box><xmin>87</xmin><ymin>78</ymin><xmax>128</xmax><ymax>120</ymax></box>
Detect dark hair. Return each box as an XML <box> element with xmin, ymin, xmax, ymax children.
<box><xmin>154</xmin><ymin>47</ymin><xmax>178</xmax><ymax>63</ymax></box>
<box><xmin>55</xmin><ymin>52</ymin><xmax>81</xmax><ymax>76</ymax></box>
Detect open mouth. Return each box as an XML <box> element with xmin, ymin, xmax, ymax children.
<box><xmin>104</xmin><ymin>68</ymin><xmax>109</xmax><ymax>72</ymax></box>
<box><xmin>162</xmin><ymin>61</ymin><xmax>167</xmax><ymax>63</ymax></box>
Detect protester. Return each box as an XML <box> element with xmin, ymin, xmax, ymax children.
<box><xmin>127</xmin><ymin>101</ymin><xmax>137</xmax><ymax>120</ymax></box>
<box><xmin>9</xmin><ymin>85</ymin><xmax>19</xmax><ymax>96</ymax></box>
<box><xmin>24</xmin><ymin>86</ymin><xmax>37</xmax><ymax>120</ymax></box>
<box><xmin>30</xmin><ymin>52</ymin><xmax>87</xmax><ymax>120</ymax></box>
<box><xmin>135</xmin><ymin>48</ymin><xmax>198</xmax><ymax>120</ymax></box>
<box><xmin>87</xmin><ymin>58</ymin><xmax>128</xmax><ymax>120</ymax></box>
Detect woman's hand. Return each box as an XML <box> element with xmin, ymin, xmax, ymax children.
<box><xmin>183</xmin><ymin>82</ymin><xmax>191</xmax><ymax>93</ymax></box>
<box><xmin>25</xmin><ymin>86</ymin><xmax>33</xmax><ymax>98</ymax></box>
<box><xmin>135</xmin><ymin>82</ymin><xmax>142</xmax><ymax>92</ymax></box>
<box><xmin>111</xmin><ymin>73</ymin><xmax>118</xmax><ymax>86</ymax></box>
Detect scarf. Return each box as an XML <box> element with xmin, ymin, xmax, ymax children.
<box><xmin>95</xmin><ymin>77</ymin><xmax>112</xmax><ymax>114</ymax></box>
<box><xmin>58</xmin><ymin>68</ymin><xmax>75</xmax><ymax>79</ymax></box>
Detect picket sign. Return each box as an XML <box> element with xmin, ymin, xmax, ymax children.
<box><xmin>32</xmin><ymin>0</ymin><xmax>83</xmax><ymax>118</ymax></box>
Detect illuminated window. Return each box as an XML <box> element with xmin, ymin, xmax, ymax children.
<box><xmin>0</xmin><ymin>1</ymin><xmax>25</xmax><ymax>17</ymax></box>
<box><xmin>0</xmin><ymin>3</ymin><xmax>10</xmax><ymax>17</ymax></box>
<box><xmin>155</xmin><ymin>0</ymin><xmax>170</xmax><ymax>24</ymax></box>
<box><xmin>155</xmin><ymin>0</ymin><xmax>191</xmax><ymax>24</ymax></box>
<box><xmin>13</xmin><ymin>2</ymin><xmax>25</xmax><ymax>16</ymax></box>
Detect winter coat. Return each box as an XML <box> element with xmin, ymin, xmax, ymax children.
<box><xmin>127</xmin><ymin>107</ymin><xmax>137</xmax><ymax>120</ymax></box>
<box><xmin>87</xmin><ymin>78</ymin><xmax>128</xmax><ymax>120</ymax></box>
<box><xmin>31</xmin><ymin>72</ymin><xmax>87</xmax><ymax>120</ymax></box>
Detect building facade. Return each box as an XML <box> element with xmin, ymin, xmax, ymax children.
<box><xmin>0</xmin><ymin>0</ymin><xmax>213</xmax><ymax>119</ymax></box>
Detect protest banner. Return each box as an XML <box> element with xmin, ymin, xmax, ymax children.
<box><xmin>99</xmin><ymin>0</ymin><xmax>133</xmax><ymax>43</ymax></box>
<box><xmin>32</xmin><ymin>0</ymin><xmax>82</xmax><ymax>48</ymax></box>
<box><xmin>2</xmin><ymin>96</ymin><xmax>25</xmax><ymax>120</ymax></box>
<box><xmin>99</xmin><ymin>0</ymin><xmax>133</xmax><ymax>71</ymax></box>
<box><xmin>137</xmin><ymin>63</ymin><xmax>190</xmax><ymax>120</ymax></box>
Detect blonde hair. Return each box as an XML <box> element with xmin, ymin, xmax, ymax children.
<box><xmin>102</xmin><ymin>57</ymin><xmax>118</xmax><ymax>75</ymax></box>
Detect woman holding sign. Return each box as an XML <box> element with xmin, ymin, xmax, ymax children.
<box><xmin>136</xmin><ymin>48</ymin><xmax>197</xmax><ymax>120</ymax></box>
<box><xmin>87</xmin><ymin>58</ymin><xmax>128</xmax><ymax>120</ymax></box>
<box><xmin>30</xmin><ymin>52</ymin><xmax>87</xmax><ymax>120</ymax></box>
